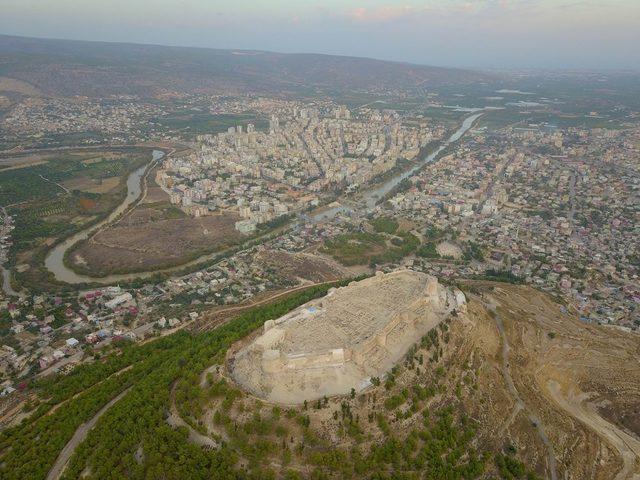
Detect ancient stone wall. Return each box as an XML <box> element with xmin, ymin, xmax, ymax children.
<box><xmin>228</xmin><ymin>270</ymin><xmax>463</xmax><ymax>404</ymax></box>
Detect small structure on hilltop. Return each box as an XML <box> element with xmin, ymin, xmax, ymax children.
<box><xmin>227</xmin><ymin>269</ymin><xmax>466</xmax><ymax>404</ymax></box>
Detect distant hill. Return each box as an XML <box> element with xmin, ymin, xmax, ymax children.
<box><xmin>0</xmin><ymin>34</ymin><xmax>489</xmax><ymax>98</ymax></box>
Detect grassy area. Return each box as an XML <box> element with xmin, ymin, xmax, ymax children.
<box><xmin>322</xmin><ymin>223</ymin><xmax>420</xmax><ymax>267</ymax></box>
<box><xmin>321</xmin><ymin>231</ymin><xmax>387</xmax><ymax>266</ymax></box>
<box><xmin>154</xmin><ymin>112</ymin><xmax>267</xmax><ymax>136</ymax></box>
<box><xmin>1</xmin><ymin>148</ymin><xmax>151</xmax><ymax>291</ymax></box>
<box><xmin>370</xmin><ymin>216</ymin><xmax>399</xmax><ymax>234</ymax></box>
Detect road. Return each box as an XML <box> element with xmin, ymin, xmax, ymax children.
<box><xmin>166</xmin><ymin>382</ymin><xmax>217</xmax><ymax>449</ymax></box>
<box><xmin>39</xmin><ymin>174</ymin><xmax>70</xmax><ymax>194</ymax></box>
<box><xmin>547</xmin><ymin>380</ymin><xmax>640</xmax><ymax>480</ymax></box>
<box><xmin>46</xmin><ymin>387</ymin><xmax>131</xmax><ymax>480</ymax></box>
<box><xmin>190</xmin><ymin>279</ymin><xmax>336</xmax><ymax>333</ymax></box>
<box><xmin>485</xmin><ymin>299</ymin><xmax>558</xmax><ymax>480</ymax></box>
<box><xmin>567</xmin><ymin>168</ymin><xmax>578</xmax><ymax>238</ymax></box>
<box><xmin>0</xmin><ymin>207</ymin><xmax>19</xmax><ymax>297</ymax></box>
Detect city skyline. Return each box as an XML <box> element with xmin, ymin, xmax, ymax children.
<box><xmin>2</xmin><ymin>0</ymin><xmax>640</xmax><ymax>70</ymax></box>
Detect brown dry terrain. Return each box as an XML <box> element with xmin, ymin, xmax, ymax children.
<box><xmin>60</xmin><ymin>176</ymin><xmax>120</xmax><ymax>194</ymax></box>
<box><xmin>142</xmin><ymin>165</ymin><xmax>171</xmax><ymax>203</ymax></box>
<box><xmin>0</xmin><ymin>76</ymin><xmax>43</xmax><ymax>96</ymax></box>
<box><xmin>171</xmin><ymin>281</ymin><xmax>639</xmax><ymax>479</ymax></box>
<box><xmin>63</xmin><ymin>153</ymin><xmax>243</xmax><ymax>276</ymax></box>
<box><xmin>70</xmin><ymin>209</ymin><xmax>244</xmax><ymax>275</ymax></box>
<box><xmin>254</xmin><ymin>249</ymin><xmax>350</xmax><ymax>284</ymax></box>
<box><xmin>464</xmin><ymin>282</ymin><xmax>640</xmax><ymax>480</ymax></box>
<box><xmin>0</xmin><ymin>152</ymin><xmax>50</xmax><ymax>171</ymax></box>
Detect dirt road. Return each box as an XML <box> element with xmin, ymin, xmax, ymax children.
<box><xmin>547</xmin><ymin>380</ymin><xmax>640</xmax><ymax>480</ymax></box>
<box><xmin>46</xmin><ymin>387</ymin><xmax>131</xmax><ymax>480</ymax></box>
<box><xmin>190</xmin><ymin>280</ymin><xmax>337</xmax><ymax>333</ymax></box>
<box><xmin>486</xmin><ymin>299</ymin><xmax>559</xmax><ymax>480</ymax></box>
<box><xmin>167</xmin><ymin>382</ymin><xmax>217</xmax><ymax>449</ymax></box>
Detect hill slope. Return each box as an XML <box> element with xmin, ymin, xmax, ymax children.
<box><xmin>0</xmin><ymin>34</ymin><xmax>489</xmax><ymax>97</ymax></box>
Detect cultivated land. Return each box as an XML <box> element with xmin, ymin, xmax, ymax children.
<box><xmin>64</xmin><ymin>151</ymin><xmax>248</xmax><ymax>276</ymax></box>
<box><xmin>0</xmin><ymin>148</ymin><xmax>151</xmax><ymax>290</ymax></box>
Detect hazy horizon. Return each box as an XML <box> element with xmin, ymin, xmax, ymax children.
<box><xmin>2</xmin><ymin>0</ymin><xmax>640</xmax><ymax>71</ymax></box>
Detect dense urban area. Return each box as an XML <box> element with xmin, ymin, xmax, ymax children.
<box><xmin>0</xmin><ymin>35</ymin><xmax>638</xmax><ymax>480</ymax></box>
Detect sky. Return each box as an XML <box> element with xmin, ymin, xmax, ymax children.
<box><xmin>2</xmin><ymin>0</ymin><xmax>640</xmax><ymax>70</ymax></box>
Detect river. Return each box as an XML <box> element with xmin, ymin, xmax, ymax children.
<box><xmin>44</xmin><ymin>150</ymin><xmax>165</xmax><ymax>284</ymax></box>
<box><xmin>45</xmin><ymin>112</ymin><xmax>484</xmax><ymax>285</ymax></box>
<box><xmin>312</xmin><ymin>111</ymin><xmax>484</xmax><ymax>220</ymax></box>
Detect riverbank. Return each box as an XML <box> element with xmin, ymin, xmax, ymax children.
<box><xmin>43</xmin><ymin>111</ymin><xmax>485</xmax><ymax>285</ymax></box>
<box><xmin>44</xmin><ymin>150</ymin><xmax>165</xmax><ymax>284</ymax></box>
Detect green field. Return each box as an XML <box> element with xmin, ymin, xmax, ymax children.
<box><xmin>322</xmin><ymin>222</ymin><xmax>420</xmax><ymax>267</ymax></box>
<box><xmin>0</xmin><ymin>148</ymin><xmax>151</xmax><ymax>291</ymax></box>
<box><xmin>154</xmin><ymin>112</ymin><xmax>268</xmax><ymax>136</ymax></box>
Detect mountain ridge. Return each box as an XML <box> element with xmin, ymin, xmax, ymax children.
<box><xmin>0</xmin><ymin>34</ymin><xmax>490</xmax><ymax>97</ymax></box>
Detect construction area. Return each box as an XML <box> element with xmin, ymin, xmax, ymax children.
<box><xmin>227</xmin><ymin>269</ymin><xmax>466</xmax><ymax>404</ymax></box>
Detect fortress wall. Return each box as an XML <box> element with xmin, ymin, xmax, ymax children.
<box><xmin>351</xmin><ymin>311</ymin><xmax>414</xmax><ymax>366</ymax></box>
<box><xmin>262</xmin><ymin>349</ymin><xmax>284</xmax><ymax>374</ymax></box>
<box><xmin>262</xmin><ymin>348</ymin><xmax>351</xmax><ymax>373</ymax></box>
<box><xmin>255</xmin><ymin>327</ymin><xmax>285</xmax><ymax>350</ymax></box>
<box><xmin>231</xmin><ymin>270</ymin><xmax>461</xmax><ymax>404</ymax></box>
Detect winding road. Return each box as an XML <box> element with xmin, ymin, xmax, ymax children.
<box><xmin>547</xmin><ymin>381</ymin><xmax>640</xmax><ymax>480</ymax></box>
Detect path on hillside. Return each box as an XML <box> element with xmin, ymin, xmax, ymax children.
<box><xmin>46</xmin><ymin>387</ymin><xmax>131</xmax><ymax>480</ymax></box>
<box><xmin>547</xmin><ymin>380</ymin><xmax>640</xmax><ymax>480</ymax></box>
<box><xmin>486</xmin><ymin>300</ymin><xmax>559</xmax><ymax>480</ymax></box>
<box><xmin>167</xmin><ymin>382</ymin><xmax>217</xmax><ymax>449</ymax></box>
<box><xmin>189</xmin><ymin>280</ymin><xmax>336</xmax><ymax>333</ymax></box>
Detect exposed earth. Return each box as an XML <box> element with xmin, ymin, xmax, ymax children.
<box><xmin>228</xmin><ymin>270</ymin><xmax>465</xmax><ymax>404</ymax></box>
<box><xmin>179</xmin><ymin>280</ymin><xmax>640</xmax><ymax>479</ymax></box>
<box><xmin>67</xmin><ymin>166</ymin><xmax>244</xmax><ymax>275</ymax></box>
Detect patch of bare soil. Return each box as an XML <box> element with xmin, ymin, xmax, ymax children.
<box><xmin>254</xmin><ymin>249</ymin><xmax>350</xmax><ymax>284</ymax></box>
<box><xmin>0</xmin><ymin>76</ymin><xmax>43</xmax><ymax>96</ymax></box>
<box><xmin>71</xmin><ymin>211</ymin><xmax>243</xmax><ymax>274</ymax></box>
<box><xmin>142</xmin><ymin>165</ymin><xmax>170</xmax><ymax>204</ymax></box>
<box><xmin>61</xmin><ymin>176</ymin><xmax>120</xmax><ymax>194</ymax></box>
<box><xmin>467</xmin><ymin>282</ymin><xmax>640</xmax><ymax>480</ymax></box>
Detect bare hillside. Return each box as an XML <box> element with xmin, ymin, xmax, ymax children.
<box><xmin>0</xmin><ymin>35</ymin><xmax>491</xmax><ymax>98</ymax></box>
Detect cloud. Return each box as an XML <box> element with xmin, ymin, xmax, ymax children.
<box><xmin>346</xmin><ymin>5</ymin><xmax>422</xmax><ymax>23</ymax></box>
<box><xmin>341</xmin><ymin>0</ymin><xmax>530</xmax><ymax>24</ymax></box>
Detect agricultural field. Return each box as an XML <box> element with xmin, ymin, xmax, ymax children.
<box><xmin>0</xmin><ymin>148</ymin><xmax>152</xmax><ymax>290</ymax></box>
<box><xmin>61</xmin><ymin>157</ymin><xmax>270</xmax><ymax>277</ymax></box>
